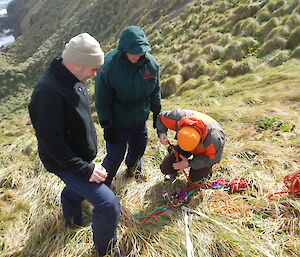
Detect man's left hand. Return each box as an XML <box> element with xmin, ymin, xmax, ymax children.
<box><xmin>172</xmin><ymin>155</ymin><xmax>189</xmax><ymax>170</ymax></box>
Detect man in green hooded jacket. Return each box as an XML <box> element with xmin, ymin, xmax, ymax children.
<box><xmin>95</xmin><ymin>26</ymin><xmax>161</xmax><ymax>186</ymax></box>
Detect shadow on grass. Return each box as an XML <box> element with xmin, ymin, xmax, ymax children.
<box><xmin>114</xmin><ymin>176</ymin><xmax>196</xmax><ymax>255</ymax></box>
<box><xmin>122</xmin><ymin>176</ymin><xmax>189</xmax><ymax>225</ymax></box>
<box><xmin>10</xmin><ymin>207</ymin><xmax>97</xmax><ymax>257</ymax></box>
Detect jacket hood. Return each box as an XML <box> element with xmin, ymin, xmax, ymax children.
<box><xmin>118</xmin><ymin>26</ymin><xmax>151</xmax><ymax>55</ymax></box>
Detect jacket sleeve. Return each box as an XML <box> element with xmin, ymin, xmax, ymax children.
<box><xmin>29</xmin><ymin>89</ymin><xmax>94</xmax><ymax>180</ymax></box>
<box><xmin>150</xmin><ymin>65</ymin><xmax>161</xmax><ymax>115</ymax></box>
<box><xmin>94</xmin><ymin>69</ymin><xmax>114</xmax><ymax>128</ymax></box>
<box><xmin>189</xmin><ymin>129</ymin><xmax>225</xmax><ymax>169</ymax></box>
<box><xmin>156</xmin><ymin>109</ymin><xmax>194</xmax><ymax>136</ymax></box>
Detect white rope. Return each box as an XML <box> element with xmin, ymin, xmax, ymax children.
<box><xmin>182</xmin><ymin>207</ymin><xmax>195</xmax><ymax>257</ymax></box>
<box><xmin>181</xmin><ymin>206</ymin><xmax>275</xmax><ymax>257</ymax></box>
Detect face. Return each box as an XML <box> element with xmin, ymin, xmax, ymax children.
<box><xmin>126</xmin><ymin>53</ymin><xmax>145</xmax><ymax>63</ymax></box>
<box><xmin>75</xmin><ymin>65</ymin><xmax>99</xmax><ymax>82</ymax></box>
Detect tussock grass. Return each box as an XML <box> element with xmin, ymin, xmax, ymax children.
<box><xmin>1</xmin><ymin>0</ymin><xmax>300</xmax><ymax>256</ymax></box>
<box><xmin>0</xmin><ymin>59</ymin><xmax>297</xmax><ymax>256</ymax></box>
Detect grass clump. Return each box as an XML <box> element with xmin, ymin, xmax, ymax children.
<box><xmin>255</xmin><ymin>117</ymin><xmax>295</xmax><ymax>132</ymax></box>
<box><xmin>256</xmin><ymin>17</ymin><xmax>281</xmax><ymax>39</ymax></box>
<box><xmin>229</xmin><ymin>4</ymin><xmax>251</xmax><ymax>24</ymax></box>
<box><xmin>291</xmin><ymin>45</ymin><xmax>300</xmax><ymax>58</ymax></box>
<box><xmin>176</xmin><ymin>76</ymin><xmax>209</xmax><ymax>95</ymax></box>
<box><xmin>266</xmin><ymin>50</ymin><xmax>290</xmax><ymax>67</ymax></box>
<box><xmin>201</xmin><ymin>43</ymin><xmax>224</xmax><ymax>60</ymax></box>
<box><xmin>223</xmin><ymin>37</ymin><xmax>258</xmax><ymax>61</ymax></box>
<box><xmin>258</xmin><ymin>36</ymin><xmax>287</xmax><ymax>56</ymax></box>
<box><xmin>284</xmin><ymin>13</ymin><xmax>300</xmax><ymax>30</ymax></box>
<box><xmin>161</xmin><ymin>60</ymin><xmax>182</xmax><ymax>76</ymax></box>
<box><xmin>287</xmin><ymin>26</ymin><xmax>300</xmax><ymax>49</ymax></box>
<box><xmin>160</xmin><ymin>74</ymin><xmax>183</xmax><ymax>98</ymax></box>
<box><xmin>265</xmin><ymin>25</ymin><xmax>290</xmax><ymax>41</ymax></box>
<box><xmin>257</xmin><ymin>8</ymin><xmax>271</xmax><ymax>22</ymax></box>
<box><xmin>233</xmin><ymin>17</ymin><xmax>259</xmax><ymax>37</ymax></box>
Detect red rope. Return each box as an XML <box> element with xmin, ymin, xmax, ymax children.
<box><xmin>227</xmin><ymin>177</ymin><xmax>249</xmax><ymax>193</ymax></box>
<box><xmin>269</xmin><ymin>170</ymin><xmax>300</xmax><ymax>200</ymax></box>
<box><xmin>137</xmin><ymin>177</ymin><xmax>249</xmax><ymax>225</ymax></box>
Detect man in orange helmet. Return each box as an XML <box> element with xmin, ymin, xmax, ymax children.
<box><xmin>155</xmin><ymin>109</ymin><xmax>225</xmax><ymax>183</ymax></box>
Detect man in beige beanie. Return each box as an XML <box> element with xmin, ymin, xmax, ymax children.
<box><xmin>28</xmin><ymin>33</ymin><xmax>120</xmax><ymax>256</ymax></box>
<box><xmin>62</xmin><ymin>32</ymin><xmax>104</xmax><ymax>82</ymax></box>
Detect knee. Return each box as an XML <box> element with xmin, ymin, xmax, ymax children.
<box><xmin>106</xmin><ymin>195</ymin><xmax>120</xmax><ymax>217</ymax></box>
<box><xmin>160</xmin><ymin>161</ymin><xmax>171</xmax><ymax>174</ymax></box>
<box><xmin>94</xmin><ymin>194</ymin><xmax>120</xmax><ymax>218</ymax></box>
<box><xmin>160</xmin><ymin>154</ymin><xmax>176</xmax><ymax>175</ymax></box>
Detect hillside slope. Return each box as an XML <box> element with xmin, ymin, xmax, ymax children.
<box><xmin>0</xmin><ymin>0</ymin><xmax>299</xmax><ymax>256</ymax></box>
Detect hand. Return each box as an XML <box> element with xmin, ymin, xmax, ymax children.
<box><xmin>153</xmin><ymin>112</ymin><xmax>159</xmax><ymax>129</ymax></box>
<box><xmin>89</xmin><ymin>163</ymin><xmax>107</xmax><ymax>183</ymax></box>
<box><xmin>172</xmin><ymin>155</ymin><xmax>189</xmax><ymax>170</ymax></box>
<box><xmin>104</xmin><ymin>128</ymin><xmax>117</xmax><ymax>144</ymax></box>
<box><xmin>159</xmin><ymin>133</ymin><xmax>169</xmax><ymax>145</ymax></box>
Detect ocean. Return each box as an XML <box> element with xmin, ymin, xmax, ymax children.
<box><xmin>0</xmin><ymin>0</ymin><xmax>12</xmax><ymax>15</ymax></box>
<box><xmin>0</xmin><ymin>0</ymin><xmax>15</xmax><ymax>49</ymax></box>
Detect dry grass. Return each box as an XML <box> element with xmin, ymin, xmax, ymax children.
<box><xmin>1</xmin><ymin>59</ymin><xmax>299</xmax><ymax>256</ymax></box>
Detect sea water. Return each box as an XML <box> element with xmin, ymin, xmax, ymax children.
<box><xmin>0</xmin><ymin>0</ymin><xmax>15</xmax><ymax>49</ymax></box>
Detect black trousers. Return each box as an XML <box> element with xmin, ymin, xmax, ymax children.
<box><xmin>160</xmin><ymin>145</ymin><xmax>212</xmax><ymax>182</ymax></box>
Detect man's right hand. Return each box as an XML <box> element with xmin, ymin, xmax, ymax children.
<box><xmin>89</xmin><ymin>163</ymin><xmax>107</xmax><ymax>183</ymax></box>
<box><xmin>159</xmin><ymin>133</ymin><xmax>169</xmax><ymax>145</ymax></box>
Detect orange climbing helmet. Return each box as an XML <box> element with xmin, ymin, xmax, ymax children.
<box><xmin>177</xmin><ymin>126</ymin><xmax>201</xmax><ymax>151</ymax></box>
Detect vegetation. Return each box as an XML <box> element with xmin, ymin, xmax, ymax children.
<box><xmin>0</xmin><ymin>0</ymin><xmax>299</xmax><ymax>256</ymax></box>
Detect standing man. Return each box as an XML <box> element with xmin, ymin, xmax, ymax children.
<box><xmin>156</xmin><ymin>109</ymin><xmax>225</xmax><ymax>183</ymax></box>
<box><xmin>95</xmin><ymin>26</ymin><xmax>161</xmax><ymax>186</ymax></box>
<box><xmin>28</xmin><ymin>33</ymin><xmax>120</xmax><ymax>256</ymax></box>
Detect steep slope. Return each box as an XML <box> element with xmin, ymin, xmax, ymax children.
<box><xmin>1</xmin><ymin>0</ymin><xmax>300</xmax><ymax>99</ymax></box>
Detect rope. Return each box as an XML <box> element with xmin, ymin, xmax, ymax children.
<box><xmin>268</xmin><ymin>170</ymin><xmax>300</xmax><ymax>200</ymax></box>
<box><xmin>182</xmin><ymin>207</ymin><xmax>195</xmax><ymax>257</ymax></box>
<box><xmin>133</xmin><ymin>144</ymin><xmax>249</xmax><ymax>224</ymax></box>
<box><xmin>134</xmin><ymin>177</ymin><xmax>249</xmax><ymax>225</ymax></box>
<box><xmin>168</xmin><ymin>144</ymin><xmax>249</xmax><ymax>192</ymax></box>
<box><xmin>181</xmin><ymin>207</ymin><xmax>275</xmax><ymax>257</ymax></box>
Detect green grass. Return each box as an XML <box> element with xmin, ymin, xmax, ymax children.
<box><xmin>1</xmin><ymin>58</ymin><xmax>299</xmax><ymax>257</ymax></box>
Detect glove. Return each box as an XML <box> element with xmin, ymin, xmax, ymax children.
<box><xmin>104</xmin><ymin>128</ymin><xmax>117</xmax><ymax>144</ymax></box>
<box><xmin>153</xmin><ymin>112</ymin><xmax>160</xmax><ymax>129</ymax></box>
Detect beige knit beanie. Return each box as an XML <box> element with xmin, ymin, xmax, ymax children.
<box><xmin>62</xmin><ymin>33</ymin><xmax>104</xmax><ymax>67</ymax></box>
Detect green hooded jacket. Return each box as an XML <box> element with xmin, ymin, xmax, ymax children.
<box><xmin>95</xmin><ymin>26</ymin><xmax>161</xmax><ymax>129</ymax></box>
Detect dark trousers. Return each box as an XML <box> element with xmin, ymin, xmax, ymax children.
<box><xmin>55</xmin><ymin>171</ymin><xmax>120</xmax><ymax>256</ymax></box>
<box><xmin>160</xmin><ymin>146</ymin><xmax>212</xmax><ymax>182</ymax></box>
<box><xmin>102</xmin><ymin>123</ymin><xmax>148</xmax><ymax>186</ymax></box>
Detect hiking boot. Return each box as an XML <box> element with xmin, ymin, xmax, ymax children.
<box><xmin>125</xmin><ymin>167</ymin><xmax>146</xmax><ymax>182</ymax></box>
<box><xmin>109</xmin><ymin>245</ymin><xmax>128</xmax><ymax>257</ymax></box>
<box><xmin>65</xmin><ymin>217</ymin><xmax>91</xmax><ymax>228</ymax></box>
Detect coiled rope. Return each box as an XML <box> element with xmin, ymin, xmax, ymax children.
<box><xmin>268</xmin><ymin>170</ymin><xmax>300</xmax><ymax>200</ymax></box>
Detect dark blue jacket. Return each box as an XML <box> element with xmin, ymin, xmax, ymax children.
<box><xmin>28</xmin><ymin>57</ymin><xmax>97</xmax><ymax>180</ymax></box>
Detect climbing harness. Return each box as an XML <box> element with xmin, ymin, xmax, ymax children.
<box><xmin>268</xmin><ymin>170</ymin><xmax>300</xmax><ymax>200</ymax></box>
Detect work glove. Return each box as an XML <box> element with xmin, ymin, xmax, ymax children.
<box><xmin>104</xmin><ymin>128</ymin><xmax>117</xmax><ymax>144</ymax></box>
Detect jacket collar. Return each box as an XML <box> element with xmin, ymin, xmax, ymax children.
<box><xmin>50</xmin><ymin>57</ymin><xmax>80</xmax><ymax>87</ymax></box>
